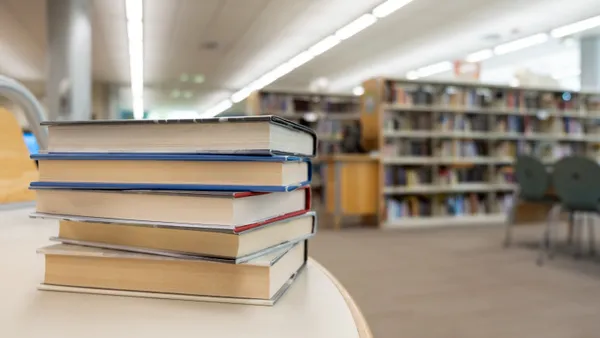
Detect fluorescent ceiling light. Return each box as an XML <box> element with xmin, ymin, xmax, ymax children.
<box><xmin>335</xmin><ymin>14</ymin><xmax>377</xmax><ymax>40</ymax></box>
<box><xmin>493</xmin><ymin>33</ymin><xmax>549</xmax><ymax>55</ymax></box>
<box><xmin>287</xmin><ymin>51</ymin><xmax>315</xmax><ymax>69</ymax></box>
<box><xmin>465</xmin><ymin>49</ymin><xmax>493</xmax><ymax>63</ymax></box>
<box><xmin>416</xmin><ymin>61</ymin><xmax>452</xmax><ymax>77</ymax></box>
<box><xmin>551</xmin><ymin>15</ymin><xmax>600</xmax><ymax>38</ymax></box>
<box><xmin>203</xmin><ymin>99</ymin><xmax>232</xmax><ymax>117</ymax></box>
<box><xmin>125</xmin><ymin>0</ymin><xmax>142</xmax><ymax>22</ymax></box>
<box><xmin>308</xmin><ymin>36</ymin><xmax>341</xmax><ymax>56</ymax></box>
<box><xmin>231</xmin><ymin>87</ymin><xmax>253</xmax><ymax>103</ymax></box>
<box><xmin>372</xmin><ymin>0</ymin><xmax>414</xmax><ymax>18</ymax></box>
<box><xmin>552</xmin><ymin>69</ymin><xmax>581</xmax><ymax>80</ymax></box>
<box><xmin>125</xmin><ymin>0</ymin><xmax>144</xmax><ymax>119</ymax></box>
<box><xmin>352</xmin><ymin>86</ymin><xmax>365</xmax><ymax>96</ymax></box>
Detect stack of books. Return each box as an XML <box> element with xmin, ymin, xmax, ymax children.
<box><xmin>30</xmin><ymin>116</ymin><xmax>317</xmax><ymax>306</ymax></box>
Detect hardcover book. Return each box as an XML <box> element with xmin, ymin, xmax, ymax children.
<box><xmin>38</xmin><ymin>240</ymin><xmax>308</xmax><ymax>304</ymax></box>
<box><xmin>32</xmin><ymin>212</ymin><xmax>317</xmax><ymax>263</ymax></box>
<box><xmin>42</xmin><ymin>115</ymin><xmax>317</xmax><ymax>157</ymax></box>
<box><xmin>31</xmin><ymin>153</ymin><xmax>312</xmax><ymax>192</ymax></box>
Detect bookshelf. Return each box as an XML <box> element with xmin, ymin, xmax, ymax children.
<box><xmin>247</xmin><ymin>89</ymin><xmax>360</xmax><ymax>159</ymax></box>
<box><xmin>360</xmin><ymin>77</ymin><xmax>600</xmax><ymax>229</ymax></box>
<box><xmin>247</xmin><ymin>90</ymin><xmax>361</xmax><ymax>213</ymax></box>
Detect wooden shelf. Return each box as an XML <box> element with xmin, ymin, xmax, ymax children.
<box><xmin>383</xmin><ymin>183</ymin><xmax>515</xmax><ymax>195</ymax></box>
<box><xmin>383</xmin><ymin>214</ymin><xmax>505</xmax><ymax>229</ymax></box>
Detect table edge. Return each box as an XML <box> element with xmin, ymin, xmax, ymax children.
<box><xmin>309</xmin><ymin>258</ymin><xmax>373</xmax><ymax>338</ymax></box>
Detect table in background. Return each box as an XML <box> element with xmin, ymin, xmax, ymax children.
<box><xmin>0</xmin><ymin>206</ymin><xmax>372</xmax><ymax>338</ymax></box>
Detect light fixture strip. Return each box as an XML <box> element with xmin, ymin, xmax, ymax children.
<box><xmin>551</xmin><ymin>15</ymin><xmax>600</xmax><ymax>38</ymax></box>
<box><xmin>493</xmin><ymin>33</ymin><xmax>549</xmax><ymax>55</ymax></box>
<box><xmin>372</xmin><ymin>0</ymin><xmax>414</xmax><ymax>18</ymax></box>
<box><xmin>125</xmin><ymin>0</ymin><xmax>144</xmax><ymax>119</ymax></box>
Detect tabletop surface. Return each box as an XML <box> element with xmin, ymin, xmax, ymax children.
<box><xmin>0</xmin><ymin>206</ymin><xmax>365</xmax><ymax>338</ymax></box>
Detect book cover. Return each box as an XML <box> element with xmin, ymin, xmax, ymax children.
<box><xmin>31</xmin><ymin>153</ymin><xmax>312</xmax><ymax>192</ymax></box>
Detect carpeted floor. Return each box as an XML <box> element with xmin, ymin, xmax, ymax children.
<box><xmin>309</xmin><ymin>224</ymin><xmax>600</xmax><ymax>338</ymax></box>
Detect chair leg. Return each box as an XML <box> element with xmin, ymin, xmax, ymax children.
<box><xmin>503</xmin><ymin>198</ymin><xmax>517</xmax><ymax>248</ymax></box>
<box><xmin>589</xmin><ymin>214</ymin><xmax>596</xmax><ymax>256</ymax></box>
<box><xmin>537</xmin><ymin>205</ymin><xmax>558</xmax><ymax>266</ymax></box>
<box><xmin>567</xmin><ymin>212</ymin><xmax>575</xmax><ymax>245</ymax></box>
<box><xmin>574</xmin><ymin>213</ymin><xmax>584</xmax><ymax>259</ymax></box>
<box><xmin>548</xmin><ymin>205</ymin><xmax>561</xmax><ymax>260</ymax></box>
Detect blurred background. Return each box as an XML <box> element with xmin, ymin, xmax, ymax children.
<box><xmin>3</xmin><ymin>0</ymin><xmax>600</xmax><ymax>337</ymax></box>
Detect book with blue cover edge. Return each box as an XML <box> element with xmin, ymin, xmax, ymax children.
<box><xmin>31</xmin><ymin>152</ymin><xmax>308</xmax><ymax>162</ymax></box>
<box><xmin>31</xmin><ymin>153</ymin><xmax>311</xmax><ymax>192</ymax></box>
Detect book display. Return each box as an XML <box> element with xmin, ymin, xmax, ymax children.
<box><xmin>30</xmin><ymin>115</ymin><xmax>317</xmax><ymax>305</ymax></box>
<box><xmin>361</xmin><ymin>77</ymin><xmax>600</xmax><ymax>229</ymax></box>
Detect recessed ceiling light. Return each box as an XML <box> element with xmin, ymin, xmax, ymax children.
<box><xmin>193</xmin><ymin>74</ymin><xmax>205</xmax><ymax>84</ymax></box>
<box><xmin>183</xmin><ymin>90</ymin><xmax>193</xmax><ymax>99</ymax></box>
<box><xmin>180</xmin><ymin>73</ymin><xmax>189</xmax><ymax>82</ymax></box>
<box><xmin>352</xmin><ymin>86</ymin><xmax>365</xmax><ymax>96</ymax></box>
<box><xmin>171</xmin><ymin>89</ymin><xmax>181</xmax><ymax>98</ymax></box>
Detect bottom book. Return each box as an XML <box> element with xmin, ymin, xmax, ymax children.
<box><xmin>37</xmin><ymin>240</ymin><xmax>307</xmax><ymax>304</ymax></box>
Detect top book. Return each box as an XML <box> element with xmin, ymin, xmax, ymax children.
<box><xmin>42</xmin><ymin>115</ymin><xmax>317</xmax><ymax>157</ymax></box>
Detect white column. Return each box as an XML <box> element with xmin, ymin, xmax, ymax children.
<box><xmin>581</xmin><ymin>36</ymin><xmax>600</xmax><ymax>92</ymax></box>
<box><xmin>46</xmin><ymin>0</ymin><xmax>92</xmax><ymax>121</ymax></box>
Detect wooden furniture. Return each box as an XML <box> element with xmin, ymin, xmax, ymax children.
<box><xmin>360</xmin><ymin>77</ymin><xmax>600</xmax><ymax>229</ymax></box>
<box><xmin>0</xmin><ymin>207</ymin><xmax>372</xmax><ymax>338</ymax></box>
<box><xmin>0</xmin><ymin>107</ymin><xmax>38</xmax><ymax>204</ymax></box>
<box><xmin>321</xmin><ymin>154</ymin><xmax>379</xmax><ymax>230</ymax></box>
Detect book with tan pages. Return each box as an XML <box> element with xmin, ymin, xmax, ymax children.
<box><xmin>42</xmin><ymin>115</ymin><xmax>317</xmax><ymax>157</ymax></box>
<box><xmin>31</xmin><ymin>187</ymin><xmax>311</xmax><ymax>229</ymax></box>
<box><xmin>38</xmin><ymin>240</ymin><xmax>308</xmax><ymax>303</ymax></box>
<box><xmin>33</xmin><ymin>212</ymin><xmax>317</xmax><ymax>263</ymax></box>
<box><xmin>31</xmin><ymin>153</ymin><xmax>311</xmax><ymax>192</ymax></box>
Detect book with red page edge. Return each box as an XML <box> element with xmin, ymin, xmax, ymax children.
<box><xmin>233</xmin><ymin>186</ymin><xmax>311</xmax><ymax>233</ymax></box>
<box><xmin>29</xmin><ymin>186</ymin><xmax>312</xmax><ymax>233</ymax></box>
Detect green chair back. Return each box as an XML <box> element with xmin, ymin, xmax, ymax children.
<box><xmin>552</xmin><ymin>156</ymin><xmax>600</xmax><ymax>212</ymax></box>
<box><xmin>515</xmin><ymin>155</ymin><xmax>551</xmax><ymax>201</ymax></box>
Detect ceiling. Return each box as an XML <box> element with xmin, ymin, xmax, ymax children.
<box><xmin>0</xmin><ymin>0</ymin><xmax>599</xmax><ymax>112</ymax></box>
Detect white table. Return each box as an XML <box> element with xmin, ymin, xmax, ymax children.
<box><xmin>0</xmin><ymin>207</ymin><xmax>371</xmax><ymax>338</ymax></box>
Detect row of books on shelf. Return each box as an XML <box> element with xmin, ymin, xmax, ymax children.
<box><xmin>385</xmin><ymin>194</ymin><xmax>514</xmax><ymax>220</ymax></box>
<box><xmin>259</xmin><ymin>93</ymin><xmax>358</xmax><ymax>114</ymax></box>
<box><xmin>384</xmin><ymin>166</ymin><xmax>514</xmax><ymax>187</ymax></box>
<box><xmin>383</xmin><ymin>139</ymin><xmax>590</xmax><ymax>159</ymax></box>
<box><xmin>384</xmin><ymin>112</ymin><xmax>587</xmax><ymax>135</ymax></box>
<box><xmin>386</xmin><ymin>82</ymin><xmax>600</xmax><ymax>111</ymax></box>
<box><xmin>383</xmin><ymin>140</ymin><xmax>486</xmax><ymax>157</ymax></box>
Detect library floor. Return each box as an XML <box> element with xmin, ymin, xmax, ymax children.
<box><xmin>310</xmin><ymin>224</ymin><xmax>600</xmax><ymax>338</ymax></box>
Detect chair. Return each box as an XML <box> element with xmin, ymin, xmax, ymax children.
<box><xmin>546</xmin><ymin>155</ymin><xmax>600</xmax><ymax>262</ymax></box>
<box><xmin>505</xmin><ymin>155</ymin><xmax>559</xmax><ymax>248</ymax></box>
